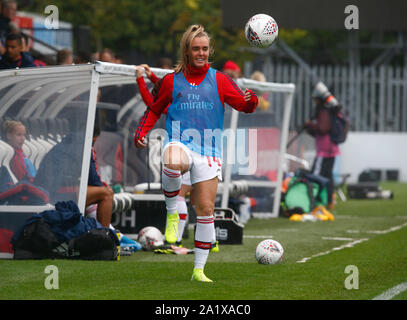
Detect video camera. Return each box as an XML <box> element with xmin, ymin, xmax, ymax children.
<box><xmin>312</xmin><ymin>82</ymin><xmax>339</xmax><ymax>108</ymax></box>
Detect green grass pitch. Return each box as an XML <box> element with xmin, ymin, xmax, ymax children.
<box><xmin>0</xmin><ymin>182</ymin><xmax>406</xmax><ymax>300</ymax></box>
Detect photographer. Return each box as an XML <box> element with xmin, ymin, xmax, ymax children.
<box><xmin>304</xmin><ymin>82</ymin><xmax>341</xmax><ymax>210</ymax></box>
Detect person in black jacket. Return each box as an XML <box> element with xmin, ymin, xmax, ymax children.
<box><xmin>0</xmin><ymin>32</ymin><xmax>36</xmax><ymax>69</ymax></box>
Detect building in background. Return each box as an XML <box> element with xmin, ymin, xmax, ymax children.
<box><xmin>13</xmin><ymin>11</ymin><xmax>73</xmax><ymax>58</ymax></box>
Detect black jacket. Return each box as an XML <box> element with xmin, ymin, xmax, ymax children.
<box><xmin>0</xmin><ymin>52</ymin><xmax>36</xmax><ymax>69</ymax></box>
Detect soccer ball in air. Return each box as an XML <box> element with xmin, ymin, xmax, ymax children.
<box><xmin>255</xmin><ymin>239</ymin><xmax>284</xmax><ymax>264</ymax></box>
<box><xmin>245</xmin><ymin>14</ymin><xmax>278</xmax><ymax>48</ymax></box>
<box><xmin>137</xmin><ymin>226</ymin><xmax>164</xmax><ymax>251</ymax></box>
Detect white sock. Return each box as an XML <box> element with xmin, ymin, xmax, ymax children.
<box><xmin>191</xmin><ymin>204</ymin><xmax>215</xmax><ymax>244</ymax></box>
<box><xmin>87</xmin><ymin>205</ymin><xmax>117</xmax><ymax>233</ymax></box>
<box><xmin>194</xmin><ymin>215</ymin><xmax>214</xmax><ymax>270</ymax></box>
<box><xmin>177</xmin><ymin>196</ymin><xmax>188</xmax><ymax>242</ymax></box>
<box><xmin>162</xmin><ymin>167</ymin><xmax>181</xmax><ymax>214</ymax></box>
<box><xmin>85</xmin><ymin>204</ymin><xmax>97</xmax><ymax>220</ymax></box>
<box><xmin>109</xmin><ymin>224</ymin><xmax>121</xmax><ymax>235</ymax></box>
<box><xmin>212</xmin><ymin>223</ymin><xmax>217</xmax><ymax>244</ymax></box>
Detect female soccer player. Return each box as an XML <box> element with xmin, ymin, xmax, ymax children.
<box><xmin>3</xmin><ymin>120</ymin><xmax>36</xmax><ymax>182</ymax></box>
<box><xmin>136</xmin><ymin>64</ymin><xmax>210</xmax><ymax>249</ymax></box>
<box><xmin>134</xmin><ymin>25</ymin><xmax>258</xmax><ymax>282</ymax></box>
<box><xmin>135</xmin><ymin>64</ymin><xmax>212</xmax><ymax>250</ymax></box>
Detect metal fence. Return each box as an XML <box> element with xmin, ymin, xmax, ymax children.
<box><xmin>252</xmin><ymin>62</ymin><xmax>407</xmax><ymax>132</ymax></box>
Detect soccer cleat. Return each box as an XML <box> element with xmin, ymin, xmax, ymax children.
<box><xmin>164</xmin><ymin>213</ymin><xmax>180</xmax><ymax>244</ymax></box>
<box><xmin>120</xmin><ymin>247</ymin><xmax>134</xmax><ymax>256</ymax></box>
<box><xmin>210</xmin><ymin>241</ymin><xmax>219</xmax><ymax>253</ymax></box>
<box><xmin>191</xmin><ymin>268</ymin><xmax>213</xmax><ymax>282</ymax></box>
<box><xmin>154</xmin><ymin>244</ymin><xmax>193</xmax><ymax>255</ymax></box>
<box><xmin>320</xmin><ymin>206</ymin><xmax>335</xmax><ymax>221</ymax></box>
<box><xmin>120</xmin><ymin>235</ymin><xmax>142</xmax><ymax>252</ymax></box>
<box><xmin>312</xmin><ymin>206</ymin><xmax>335</xmax><ymax>221</ymax></box>
<box><xmin>154</xmin><ymin>243</ymin><xmax>174</xmax><ymax>254</ymax></box>
<box><xmin>289</xmin><ymin>214</ymin><xmax>304</xmax><ymax>221</ymax></box>
<box><xmin>154</xmin><ymin>248</ymin><xmax>174</xmax><ymax>254</ymax></box>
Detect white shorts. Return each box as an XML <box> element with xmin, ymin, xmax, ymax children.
<box><xmin>163</xmin><ymin>141</ymin><xmax>222</xmax><ymax>185</ymax></box>
<box><xmin>181</xmin><ymin>171</ymin><xmax>191</xmax><ymax>186</ymax></box>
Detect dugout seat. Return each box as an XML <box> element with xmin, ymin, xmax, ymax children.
<box><xmin>3</xmin><ymin>98</ymin><xmax>30</xmax><ymax>119</ymax></box>
<box><xmin>21</xmin><ymin>119</ymin><xmax>48</xmax><ymax>169</ymax></box>
<box><xmin>18</xmin><ymin>118</ymin><xmax>40</xmax><ymax>168</ymax></box>
<box><xmin>55</xmin><ymin>117</ymin><xmax>70</xmax><ymax>140</ymax></box>
<box><xmin>0</xmin><ymin>141</ymin><xmax>18</xmax><ymax>184</ymax></box>
<box><xmin>45</xmin><ymin>118</ymin><xmax>62</xmax><ymax>144</ymax></box>
<box><xmin>29</xmin><ymin>118</ymin><xmax>56</xmax><ymax>167</ymax></box>
<box><xmin>32</xmin><ymin>119</ymin><xmax>56</xmax><ymax>151</ymax></box>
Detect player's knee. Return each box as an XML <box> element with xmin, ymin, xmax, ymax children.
<box><xmin>108</xmin><ymin>189</ymin><xmax>114</xmax><ymax>200</ymax></box>
<box><xmin>196</xmin><ymin>202</ymin><xmax>214</xmax><ymax>217</ymax></box>
<box><xmin>163</xmin><ymin>146</ymin><xmax>189</xmax><ymax>172</ymax></box>
<box><xmin>164</xmin><ymin>163</ymin><xmax>182</xmax><ymax>171</ymax></box>
<box><xmin>103</xmin><ymin>187</ymin><xmax>114</xmax><ymax>201</ymax></box>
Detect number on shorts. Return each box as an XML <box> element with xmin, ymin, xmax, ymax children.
<box><xmin>206</xmin><ymin>156</ymin><xmax>221</xmax><ymax>167</ymax></box>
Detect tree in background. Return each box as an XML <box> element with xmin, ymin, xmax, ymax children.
<box><xmin>21</xmin><ymin>0</ymin><xmax>402</xmax><ymax>67</ymax></box>
<box><xmin>23</xmin><ymin>0</ymin><xmax>252</xmax><ymax>68</ymax></box>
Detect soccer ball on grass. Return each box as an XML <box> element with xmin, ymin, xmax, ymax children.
<box><xmin>255</xmin><ymin>239</ymin><xmax>284</xmax><ymax>264</ymax></box>
<box><xmin>245</xmin><ymin>13</ymin><xmax>278</xmax><ymax>48</ymax></box>
<box><xmin>137</xmin><ymin>226</ymin><xmax>164</xmax><ymax>251</ymax></box>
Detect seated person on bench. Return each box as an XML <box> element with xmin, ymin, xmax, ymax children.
<box><xmin>86</xmin><ymin>125</ymin><xmax>141</xmax><ymax>251</ymax></box>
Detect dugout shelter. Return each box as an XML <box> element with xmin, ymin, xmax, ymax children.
<box><xmin>0</xmin><ymin>62</ymin><xmax>295</xmax><ymax>257</ymax></box>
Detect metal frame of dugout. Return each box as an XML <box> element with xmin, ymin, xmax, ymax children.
<box><xmin>0</xmin><ymin>62</ymin><xmax>295</xmax><ymax>256</ymax></box>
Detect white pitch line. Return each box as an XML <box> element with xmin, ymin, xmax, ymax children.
<box><xmin>366</xmin><ymin>222</ymin><xmax>407</xmax><ymax>234</ymax></box>
<box><xmin>372</xmin><ymin>282</ymin><xmax>407</xmax><ymax>300</ymax></box>
<box><xmin>297</xmin><ymin>221</ymin><xmax>407</xmax><ymax>263</ymax></box>
<box><xmin>346</xmin><ymin>230</ymin><xmax>361</xmax><ymax>234</ymax></box>
<box><xmin>296</xmin><ymin>238</ymin><xmax>369</xmax><ymax>263</ymax></box>
<box><xmin>346</xmin><ymin>222</ymin><xmax>407</xmax><ymax>235</ymax></box>
<box><xmin>322</xmin><ymin>237</ymin><xmax>355</xmax><ymax>241</ymax></box>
